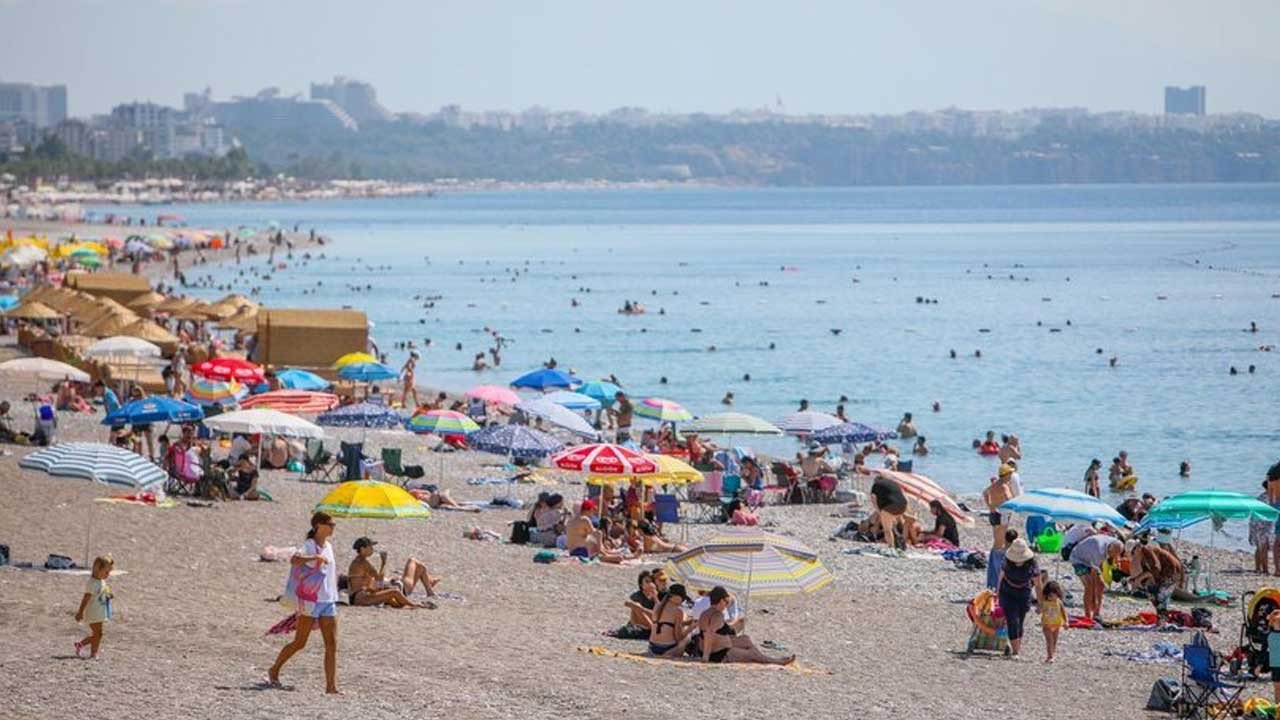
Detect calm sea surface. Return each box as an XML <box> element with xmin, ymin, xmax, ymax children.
<box><xmin>96</xmin><ymin>184</ymin><xmax>1280</xmax><ymax>508</ymax></box>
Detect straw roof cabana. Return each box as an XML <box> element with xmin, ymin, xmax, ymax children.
<box><xmin>153</xmin><ymin>296</ymin><xmax>197</xmax><ymax>314</ymax></box>
<box><xmin>4</xmin><ymin>300</ymin><xmax>63</xmax><ymax>320</ymax></box>
<box><xmin>81</xmin><ymin>309</ymin><xmax>140</xmax><ymax>337</ymax></box>
<box><xmin>217</xmin><ymin>307</ymin><xmax>260</xmax><ymax>332</ymax></box>
<box><xmin>63</xmin><ymin>271</ymin><xmax>152</xmax><ymax>304</ymax></box>
<box><xmin>256</xmin><ymin>308</ymin><xmax>367</xmax><ymax>369</ymax></box>
<box><xmin>170</xmin><ymin>301</ymin><xmax>219</xmax><ymax>322</ymax></box>
<box><xmin>119</xmin><ymin>318</ymin><xmax>180</xmax><ymax>356</ymax></box>
<box><xmin>127</xmin><ymin>290</ymin><xmax>168</xmax><ymax>310</ymax></box>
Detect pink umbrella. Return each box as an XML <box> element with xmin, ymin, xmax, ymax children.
<box><xmin>465</xmin><ymin>384</ymin><xmax>520</xmax><ymax>405</ymax></box>
<box><xmin>550</xmin><ymin>443</ymin><xmax>657</xmax><ymax>475</ymax></box>
<box><xmin>869</xmin><ymin>468</ymin><xmax>973</xmax><ymax>526</ymax></box>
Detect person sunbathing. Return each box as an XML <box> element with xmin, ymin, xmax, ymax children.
<box><xmin>726</xmin><ymin>499</ymin><xmax>759</xmax><ymax>527</ymax></box>
<box><xmin>410</xmin><ymin>487</ymin><xmax>482</xmax><ymax>513</ymax></box>
<box><xmin>639</xmin><ymin>520</ymin><xmax>687</xmax><ymax>554</ymax></box>
<box><xmin>699</xmin><ymin>586</ymin><xmax>793</xmax><ymax>665</ymax></box>
<box><xmin>346</xmin><ymin>537</ymin><xmax>436</xmax><ymax>609</ymax></box>
<box><xmin>566</xmin><ymin>501</ymin><xmax>630</xmax><ymax>563</ymax></box>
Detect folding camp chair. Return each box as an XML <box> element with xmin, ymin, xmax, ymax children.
<box><xmin>338</xmin><ymin>441</ymin><xmax>365</xmax><ymax>482</ymax></box>
<box><xmin>381</xmin><ymin>447</ymin><xmax>424</xmax><ymax>486</ymax></box>
<box><xmin>300</xmin><ymin>438</ymin><xmax>338</xmax><ymax>483</ymax></box>
<box><xmin>1178</xmin><ymin>633</ymin><xmax>1244</xmax><ymax>719</ymax></box>
<box><xmin>653</xmin><ymin>494</ymin><xmax>687</xmax><ymax>542</ymax></box>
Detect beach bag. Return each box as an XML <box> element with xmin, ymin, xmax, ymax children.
<box><xmin>509</xmin><ymin>521</ymin><xmax>531</xmax><ymax>545</ymax></box>
<box><xmin>45</xmin><ymin>554</ymin><xmax>75</xmax><ymax>570</ymax></box>
<box><xmin>1191</xmin><ymin>607</ymin><xmax>1213</xmax><ymax>630</ymax></box>
<box><xmin>532</xmin><ymin>550</ymin><xmax>558</xmax><ymax>564</ymax></box>
<box><xmin>0</xmin><ymin>544</ymin><xmax>8</xmax><ymax>567</ymax></box>
<box><xmin>1145</xmin><ymin>677</ymin><xmax>1181</xmax><ymax>712</ymax></box>
<box><xmin>282</xmin><ymin>561</ymin><xmax>323</xmax><ymax>607</ymax></box>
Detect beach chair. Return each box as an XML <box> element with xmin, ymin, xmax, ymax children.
<box><xmin>1178</xmin><ymin>633</ymin><xmax>1243</xmax><ymax>719</ymax></box>
<box><xmin>299</xmin><ymin>439</ymin><xmax>338</xmax><ymax>483</ymax></box>
<box><xmin>653</xmin><ymin>493</ymin><xmax>687</xmax><ymax>542</ymax></box>
<box><xmin>687</xmin><ymin>471</ymin><xmax>724</xmax><ymax>522</ymax></box>
<box><xmin>381</xmin><ymin>447</ymin><xmax>424</xmax><ymax>486</ymax></box>
<box><xmin>338</xmin><ymin>441</ymin><xmax>365</xmax><ymax>481</ymax></box>
<box><xmin>164</xmin><ymin>444</ymin><xmax>201</xmax><ymax>496</ymax></box>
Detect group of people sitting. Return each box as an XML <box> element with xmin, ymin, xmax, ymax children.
<box><xmin>524</xmin><ymin>493</ymin><xmax>687</xmax><ymax>562</ymax></box>
<box><xmin>618</xmin><ymin>570</ymin><xmax>794</xmax><ymax>665</ymax></box>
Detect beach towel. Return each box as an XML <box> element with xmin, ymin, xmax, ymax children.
<box><xmin>95</xmin><ymin>492</ymin><xmax>179</xmax><ymax>508</ymax></box>
<box><xmin>265</xmin><ymin>614</ymin><xmax>298</xmax><ymax>637</ymax></box>
<box><xmin>576</xmin><ymin>646</ymin><xmax>830</xmax><ymax>675</ymax></box>
<box><xmin>1103</xmin><ymin>641</ymin><xmax>1183</xmax><ymax>664</ymax></box>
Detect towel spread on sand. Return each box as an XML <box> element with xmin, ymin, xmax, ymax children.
<box><xmin>1102</xmin><ymin>641</ymin><xmax>1183</xmax><ymax>664</ymax></box>
<box><xmin>576</xmin><ymin>646</ymin><xmax>831</xmax><ymax>675</ymax></box>
<box><xmin>95</xmin><ymin>492</ymin><xmax>179</xmax><ymax>508</ymax></box>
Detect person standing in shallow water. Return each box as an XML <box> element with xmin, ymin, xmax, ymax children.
<box><xmin>269</xmin><ymin>512</ymin><xmax>340</xmax><ymax>694</ymax></box>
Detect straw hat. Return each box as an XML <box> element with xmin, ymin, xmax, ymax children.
<box><xmin>1006</xmin><ymin>538</ymin><xmax>1034</xmax><ymax>563</ymax></box>
<box><xmin>997</xmin><ymin>464</ymin><xmax>1014</xmax><ymax>478</ymax></box>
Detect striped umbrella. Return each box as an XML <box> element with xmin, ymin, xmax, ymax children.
<box><xmin>1000</xmin><ymin>487</ymin><xmax>1128</xmax><ymax>527</ymax></box>
<box><xmin>665</xmin><ymin>528</ymin><xmax>833</xmax><ymax>599</ymax></box>
<box><xmin>331</xmin><ymin>352</ymin><xmax>377</xmax><ymax>369</ymax></box>
<box><xmin>193</xmin><ymin>356</ymin><xmax>264</xmax><ymax>384</ymax></box>
<box><xmin>337</xmin><ymin>362</ymin><xmax>397</xmax><ymax>383</ymax></box>
<box><xmin>465</xmin><ymin>384</ymin><xmax>520</xmax><ymax>406</ymax></box>
<box><xmin>240</xmin><ymin>390</ymin><xmax>339</xmax><ymax>414</ymax></box>
<box><xmin>405</xmin><ymin>409</ymin><xmax>480</xmax><ymax>436</ymax></box>
<box><xmin>681</xmin><ymin>412</ymin><xmax>782</xmax><ymax>435</ymax></box>
<box><xmin>587</xmin><ymin>453</ymin><xmax>702</xmax><ymax>486</ymax></box>
<box><xmin>869</xmin><ymin>469</ymin><xmax>974</xmax><ymax>527</ymax></box>
<box><xmin>543</xmin><ymin>391</ymin><xmax>602</xmax><ymax>411</ymax></box>
<box><xmin>185</xmin><ymin>377</ymin><xmax>248</xmax><ymax>407</ymax></box>
<box><xmin>317</xmin><ymin>402</ymin><xmax>407</xmax><ymax>429</ymax></box>
<box><xmin>314</xmin><ymin>480</ymin><xmax>430</xmax><ymax>520</ymax></box>
<box><xmin>468</xmin><ymin>424</ymin><xmax>564</xmax><ymax>460</ymax></box>
<box><xmin>635</xmin><ymin>397</ymin><xmax>692</xmax><ymax>422</ymax></box>
<box><xmin>775</xmin><ymin>411</ymin><xmax>842</xmax><ymax>435</ymax></box>
<box><xmin>549</xmin><ymin>443</ymin><xmax>657</xmax><ymax>475</ymax></box>
<box><xmin>20</xmin><ymin>442</ymin><xmax>166</xmax><ymax>489</ymax></box>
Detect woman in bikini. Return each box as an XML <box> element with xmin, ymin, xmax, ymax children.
<box><xmin>346</xmin><ymin>537</ymin><xmax>436</xmax><ymax>609</ymax></box>
<box><xmin>647</xmin><ymin>583</ymin><xmax>693</xmax><ymax>657</ymax></box>
<box><xmin>699</xmin><ymin>586</ymin><xmax>794</xmax><ymax>665</ymax></box>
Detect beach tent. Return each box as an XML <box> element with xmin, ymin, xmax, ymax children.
<box><xmin>256</xmin><ymin>309</ymin><xmax>368</xmax><ymax>370</ymax></box>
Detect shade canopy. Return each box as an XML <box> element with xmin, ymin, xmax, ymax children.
<box><xmin>635</xmin><ymin>397</ymin><xmax>693</xmax><ymax>422</ymax></box>
<box><xmin>0</xmin><ymin>357</ymin><xmax>90</xmax><ymax>383</ymax></box>
<box><xmin>999</xmin><ymin>487</ymin><xmax>1128</xmax><ymax>527</ymax></box>
<box><xmin>666</xmin><ymin>528</ymin><xmax>833</xmax><ymax>598</ymax></box>
<box><xmin>337</xmin><ymin>361</ymin><xmax>397</xmax><ymax>382</ymax></box>
<box><xmin>868</xmin><ymin>469</ymin><xmax>974</xmax><ymax>527</ymax></box>
<box><xmin>1145</xmin><ymin>491</ymin><xmax>1280</xmax><ymax>523</ymax></box>
<box><xmin>184</xmin><ymin>377</ymin><xmax>248</xmax><ymax>408</ymax></box>
<box><xmin>404</xmin><ymin>409</ymin><xmax>479</xmax><ymax>435</ymax></box>
<box><xmin>587</xmin><ymin>453</ymin><xmax>702</xmax><ymax>486</ymax></box>
<box><xmin>202</xmin><ymin>408</ymin><xmax>324</xmax><ymax>438</ymax></box>
<box><xmin>314</xmin><ymin>480</ymin><xmax>431</xmax><ymax>520</ymax></box>
<box><xmin>467</xmin><ymin>424</ymin><xmax>564</xmax><ymax>459</ymax></box>
<box><xmin>4</xmin><ymin>300</ymin><xmax>62</xmax><ymax>320</ymax></box>
<box><xmin>577</xmin><ymin>381</ymin><xmax>622</xmax><ymax>407</ymax></box>
<box><xmin>331</xmin><ymin>351</ymin><xmax>377</xmax><ymax>369</ymax></box>
<box><xmin>275</xmin><ymin>368</ymin><xmax>330</xmax><ymax>391</ymax></box>
<box><xmin>465</xmin><ymin>384</ymin><xmax>521</xmax><ymax>405</ymax></box>
<box><xmin>680</xmin><ymin>412</ymin><xmax>782</xmax><ymax>435</ymax></box>
<box><xmin>194</xmin><ymin>356</ymin><xmax>265</xmax><ymax>384</ymax></box>
<box><xmin>510</xmin><ymin>367</ymin><xmax>581</xmax><ymax>390</ymax></box>
<box><xmin>19</xmin><ymin>442</ymin><xmax>166</xmax><ymax>490</ymax></box>
<box><xmin>85</xmin><ymin>336</ymin><xmax>162</xmax><ymax>359</ymax></box>
<box><xmin>542</xmin><ymin>390</ymin><xmax>602</xmax><ymax>411</ymax></box>
<box><xmin>240</xmin><ymin>390</ymin><xmax>340</xmax><ymax>414</ymax></box>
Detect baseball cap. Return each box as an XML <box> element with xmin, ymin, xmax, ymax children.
<box><xmin>352</xmin><ymin>537</ymin><xmax>377</xmax><ymax>550</ymax></box>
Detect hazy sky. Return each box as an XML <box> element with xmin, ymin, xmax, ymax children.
<box><xmin>3</xmin><ymin>0</ymin><xmax>1278</xmax><ymax>118</ymax></box>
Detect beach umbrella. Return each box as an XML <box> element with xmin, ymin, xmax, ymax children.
<box><xmin>193</xmin><ymin>356</ymin><xmax>265</xmax><ymax>384</ymax></box>
<box><xmin>775</xmin><ymin>411</ymin><xmax>842</xmax><ymax>435</ymax></box>
<box><xmin>468</xmin><ymin>424</ymin><xmax>565</xmax><ymax>460</ymax></box>
<box><xmin>123</xmin><ymin>239</ymin><xmax>151</xmax><ymax>256</ymax></box>
<box><xmin>184</xmin><ymin>377</ymin><xmax>248</xmax><ymax>408</ymax></box>
<box><xmin>276</xmin><ymin>368</ymin><xmax>330</xmax><ymax>391</ymax></box>
<box><xmin>405</xmin><ymin>409</ymin><xmax>479</xmax><ymax>436</ymax></box>
<box><xmin>810</xmin><ymin>422</ymin><xmax>897</xmax><ymax>445</ymax></box>
<box><xmin>103</xmin><ymin>396</ymin><xmax>204</xmax><ymax>426</ymax></box>
<box><xmin>549</xmin><ymin>443</ymin><xmax>657</xmax><ymax>475</ymax></box>
<box><xmin>0</xmin><ymin>295</ymin><xmax>20</xmax><ymax>311</ymax></box>
<box><xmin>0</xmin><ymin>357</ymin><xmax>90</xmax><ymax>383</ymax></box>
<box><xmin>999</xmin><ymin>487</ymin><xmax>1128</xmax><ymax>527</ymax></box>
<box><xmin>0</xmin><ymin>244</ymin><xmax>46</xmax><ymax>267</ymax></box>
<box><xmin>85</xmin><ymin>336</ymin><xmax>162</xmax><ymax>360</ymax></box>
<box><xmin>587</xmin><ymin>454</ymin><xmax>702</xmax><ymax>486</ymax></box>
<box><xmin>543</xmin><ymin>390</ymin><xmax>602</xmax><ymax>411</ymax></box>
<box><xmin>1145</xmin><ymin>491</ymin><xmax>1279</xmax><ymax>523</ymax></box>
<box><xmin>465</xmin><ymin>384</ymin><xmax>521</xmax><ymax>406</ymax></box>
<box><xmin>337</xmin><ymin>362</ymin><xmax>397</xmax><ymax>383</ymax></box>
<box><xmin>666</xmin><ymin>528</ymin><xmax>833</xmax><ymax>601</ymax></box>
<box><xmin>680</xmin><ymin>412</ymin><xmax>783</xmax><ymax>436</ymax></box>
<box><xmin>332</xmin><ymin>351</ymin><xmax>377</xmax><ymax>369</ymax></box>
<box><xmin>515</xmin><ymin>397</ymin><xmax>599</xmax><ymax>438</ymax></box>
<box><xmin>635</xmin><ymin>397</ymin><xmax>693</xmax><ymax>423</ymax></box>
<box><xmin>317</xmin><ymin>402</ymin><xmax>407</xmax><ymax>429</ymax></box>
<box><xmin>313</xmin><ymin>480</ymin><xmax>430</xmax><ymax>520</ymax></box>
<box><xmin>578</xmin><ymin>381</ymin><xmax>622</xmax><ymax>407</ymax></box>
<box><xmin>240</xmin><ymin>390</ymin><xmax>339</xmax><ymax>414</ymax></box>
<box><xmin>202</xmin><ymin>408</ymin><xmax>324</xmax><ymax>438</ymax></box>
<box><xmin>868</xmin><ymin>469</ymin><xmax>974</xmax><ymax>527</ymax></box>
<box><xmin>510</xmin><ymin>367</ymin><xmax>581</xmax><ymax>390</ymax></box>
<box><xmin>4</xmin><ymin>300</ymin><xmax>62</xmax><ymax>321</ymax></box>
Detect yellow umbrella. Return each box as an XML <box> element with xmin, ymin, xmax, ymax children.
<box><xmin>332</xmin><ymin>351</ymin><xmax>376</xmax><ymax>369</ymax></box>
<box><xmin>586</xmin><ymin>453</ymin><xmax>703</xmax><ymax>486</ymax></box>
<box><xmin>313</xmin><ymin>480</ymin><xmax>431</xmax><ymax>519</ymax></box>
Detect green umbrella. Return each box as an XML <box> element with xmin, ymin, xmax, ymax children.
<box><xmin>1145</xmin><ymin>490</ymin><xmax>1278</xmax><ymax>523</ymax></box>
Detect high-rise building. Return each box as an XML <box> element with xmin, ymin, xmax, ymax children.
<box><xmin>310</xmin><ymin>76</ymin><xmax>393</xmax><ymax>125</ymax></box>
<box><xmin>211</xmin><ymin>87</ymin><xmax>358</xmax><ymax>132</ymax></box>
<box><xmin>1164</xmin><ymin>85</ymin><xmax>1206</xmax><ymax>116</ymax></box>
<box><xmin>111</xmin><ymin>101</ymin><xmax>178</xmax><ymax>158</ymax></box>
<box><xmin>0</xmin><ymin>81</ymin><xmax>68</xmax><ymax>128</ymax></box>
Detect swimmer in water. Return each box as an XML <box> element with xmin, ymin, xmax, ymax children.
<box><xmin>722</xmin><ymin>392</ymin><xmax>734</xmax><ymax>406</ymax></box>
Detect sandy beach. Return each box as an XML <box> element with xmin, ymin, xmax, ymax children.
<box><xmin>1</xmin><ymin>218</ymin><xmax>1275</xmax><ymax>720</ymax></box>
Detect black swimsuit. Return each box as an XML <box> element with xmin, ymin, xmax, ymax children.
<box><xmin>708</xmin><ymin>622</ymin><xmax>736</xmax><ymax>663</ymax></box>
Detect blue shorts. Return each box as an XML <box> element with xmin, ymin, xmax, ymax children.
<box><xmin>569</xmin><ymin>547</ymin><xmax>590</xmax><ymax>559</ymax></box>
<box><xmin>301</xmin><ymin>601</ymin><xmax>337</xmax><ymax>618</ymax></box>
<box><xmin>1072</xmin><ymin>563</ymin><xmax>1093</xmax><ymax>577</ymax></box>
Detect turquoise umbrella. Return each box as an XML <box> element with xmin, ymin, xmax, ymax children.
<box><xmin>1145</xmin><ymin>491</ymin><xmax>1279</xmax><ymax>523</ymax></box>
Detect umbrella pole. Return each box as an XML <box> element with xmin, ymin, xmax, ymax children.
<box><xmin>744</xmin><ymin>551</ymin><xmax>754</xmax><ymax>614</ymax></box>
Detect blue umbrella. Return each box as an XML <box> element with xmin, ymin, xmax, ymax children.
<box><xmin>810</xmin><ymin>422</ymin><xmax>897</xmax><ymax>445</ymax></box>
<box><xmin>510</xmin><ymin>368</ymin><xmax>581</xmax><ymax>390</ymax></box>
<box><xmin>338</xmin><ymin>362</ymin><xmax>397</xmax><ymax>382</ymax></box>
<box><xmin>277</xmin><ymin>368</ymin><xmax>330</xmax><ymax>391</ymax></box>
<box><xmin>103</xmin><ymin>396</ymin><xmax>203</xmax><ymax>426</ymax></box>
<box><xmin>0</xmin><ymin>295</ymin><xmax>19</xmax><ymax>311</ymax></box>
<box><xmin>578</xmin><ymin>381</ymin><xmax>621</xmax><ymax>407</ymax></box>
<box><xmin>316</xmin><ymin>402</ymin><xmax>407</xmax><ymax>429</ymax></box>
<box><xmin>543</xmin><ymin>390</ymin><xmax>601</xmax><ymax>411</ymax></box>
<box><xmin>999</xmin><ymin>488</ymin><xmax>1128</xmax><ymax>526</ymax></box>
<box><xmin>468</xmin><ymin>424</ymin><xmax>565</xmax><ymax>460</ymax></box>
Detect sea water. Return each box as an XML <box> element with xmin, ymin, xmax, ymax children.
<box><xmin>96</xmin><ymin>184</ymin><xmax>1280</xmax><ymax>506</ymax></box>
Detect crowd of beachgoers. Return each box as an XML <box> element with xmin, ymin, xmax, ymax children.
<box><xmin>3</xmin><ymin>216</ymin><xmax>1280</xmax><ymax>720</ymax></box>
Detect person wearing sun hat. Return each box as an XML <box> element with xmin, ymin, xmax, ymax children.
<box><xmin>997</xmin><ymin>538</ymin><xmax>1040</xmax><ymax>659</ymax></box>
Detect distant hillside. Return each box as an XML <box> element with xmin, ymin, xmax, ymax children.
<box><xmin>233</xmin><ymin>119</ymin><xmax>1280</xmax><ymax>185</ymax></box>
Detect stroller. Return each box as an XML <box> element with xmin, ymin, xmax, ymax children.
<box><xmin>964</xmin><ymin>589</ymin><xmax>1011</xmax><ymax>656</ymax></box>
<box><xmin>1228</xmin><ymin>587</ymin><xmax>1280</xmax><ymax>677</ymax></box>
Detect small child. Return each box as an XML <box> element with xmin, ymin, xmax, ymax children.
<box><xmin>1269</xmin><ymin>609</ymin><xmax>1280</xmax><ymax>704</ymax></box>
<box><xmin>74</xmin><ymin>555</ymin><xmax>114</xmax><ymax>659</ymax></box>
<box><xmin>1039</xmin><ymin>580</ymin><xmax>1066</xmax><ymax>664</ymax></box>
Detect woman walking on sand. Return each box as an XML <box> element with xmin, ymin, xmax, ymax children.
<box><xmin>268</xmin><ymin>512</ymin><xmax>340</xmax><ymax>694</ymax></box>
<box><xmin>400</xmin><ymin>352</ymin><xmax>420</xmax><ymax>408</ymax></box>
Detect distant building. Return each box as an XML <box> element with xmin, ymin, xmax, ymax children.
<box><xmin>0</xmin><ymin>81</ymin><xmax>68</xmax><ymax>128</ymax></box>
<box><xmin>111</xmin><ymin>101</ymin><xmax>178</xmax><ymax>158</ymax></box>
<box><xmin>212</xmin><ymin>87</ymin><xmax>358</xmax><ymax>132</ymax></box>
<box><xmin>310</xmin><ymin>76</ymin><xmax>392</xmax><ymax>125</ymax></box>
<box><xmin>51</xmin><ymin>119</ymin><xmax>95</xmax><ymax>157</ymax></box>
<box><xmin>1164</xmin><ymin>85</ymin><xmax>1206</xmax><ymax>116</ymax></box>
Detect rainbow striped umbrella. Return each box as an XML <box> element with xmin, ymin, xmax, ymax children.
<box><xmin>184</xmin><ymin>377</ymin><xmax>248</xmax><ymax>407</ymax></box>
<box><xmin>314</xmin><ymin>480</ymin><xmax>430</xmax><ymax>519</ymax></box>
<box><xmin>665</xmin><ymin>528</ymin><xmax>833</xmax><ymax>599</ymax></box>
<box><xmin>635</xmin><ymin>397</ymin><xmax>693</xmax><ymax>422</ymax></box>
<box><xmin>405</xmin><ymin>409</ymin><xmax>479</xmax><ymax>436</ymax></box>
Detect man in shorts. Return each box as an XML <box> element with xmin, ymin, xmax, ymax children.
<box><xmin>983</xmin><ymin>464</ymin><xmax>1018</xmax><ymax>550</ymax></box>
<box><xmin>1069</xmin><ymin>534</ymin><xmax>1123</xmax><ymax>620</ymax></box>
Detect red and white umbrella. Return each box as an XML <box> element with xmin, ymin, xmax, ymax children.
<box><xmin>193</xmin><ymin>356</ymin><xmax>264</xmax><ymax>384</ymax></box>
<box><xmin>869</xmin><ymin>468</ymin><xmax>973</xmax><ymax>526</ymax></box>
<box><xmin>549</xmin><ymin>443</ymin><xmax>657</xmax><ymax>475</ymax></box>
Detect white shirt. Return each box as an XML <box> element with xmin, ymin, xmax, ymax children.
<box><xmin>303</xmin><ymin>538</ymin><xmax>339</xmax><ymax>604</ymax></box>
<box><xmin>1008</xmin><ymin>471</ymin><xmax>1024</xmax><ymax>497</ymax></box>
<box><xmin>1062</xmin><ymin>524</ymin><xmax>1096</xmax><ymax>546</ymax></box>
<box><xmin>691</xmin><ymin>596</ymin><xmax>742</xmax><ymax>624</ymax></box>
<box><xmin>228</xmin><ymin>436</ymin><xmax>252</xmax><ymax>463</ymax></box>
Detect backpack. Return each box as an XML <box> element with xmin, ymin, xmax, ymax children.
<box><xmin>1146</xmin><ymin>678</ymin><xmax>1181</xmax><ymax>712</ymax></box>
<box><xmin>509</xmin><ymin>520</ymin><xmax>531</xmax><ymax>545</ymax></box>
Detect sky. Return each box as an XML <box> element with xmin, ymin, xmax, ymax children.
<box><xmin>2</xmin><ymin>0</ymin><xmax>1278</xmax><ymax>118</ymax></box>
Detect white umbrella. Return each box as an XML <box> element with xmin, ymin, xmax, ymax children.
<box><xmin>0</xmin><ymin>357</ymin><xmax>90</xmax><ymax>383</ymax></box>
<box><xmin>516</xmin><ymin>398</ymin><xmax>599</xmax><ymax>438</ymax></box>
<box><xmin>0</xmin><ymin>244</ymin><xmax>47</xmax><ymax>268</ymax></box>
<box><xmin>202</xmin><ymin>408</ymin><xmax>324</xmax><ymax>439</ymax></box>
<box><xmin>682</xmin><ymin>412</ymin><xmax>783</xmax><ymax>435</ymax></box>
<box><xmin>775</xmin><ymin>411</ymin><xmax>841</xmax><ymax>435</ymax></box>
<box><xmin>85</xmin><ymin>336</ymin><xmax>162</xmax><ymax>359</ymax></box>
